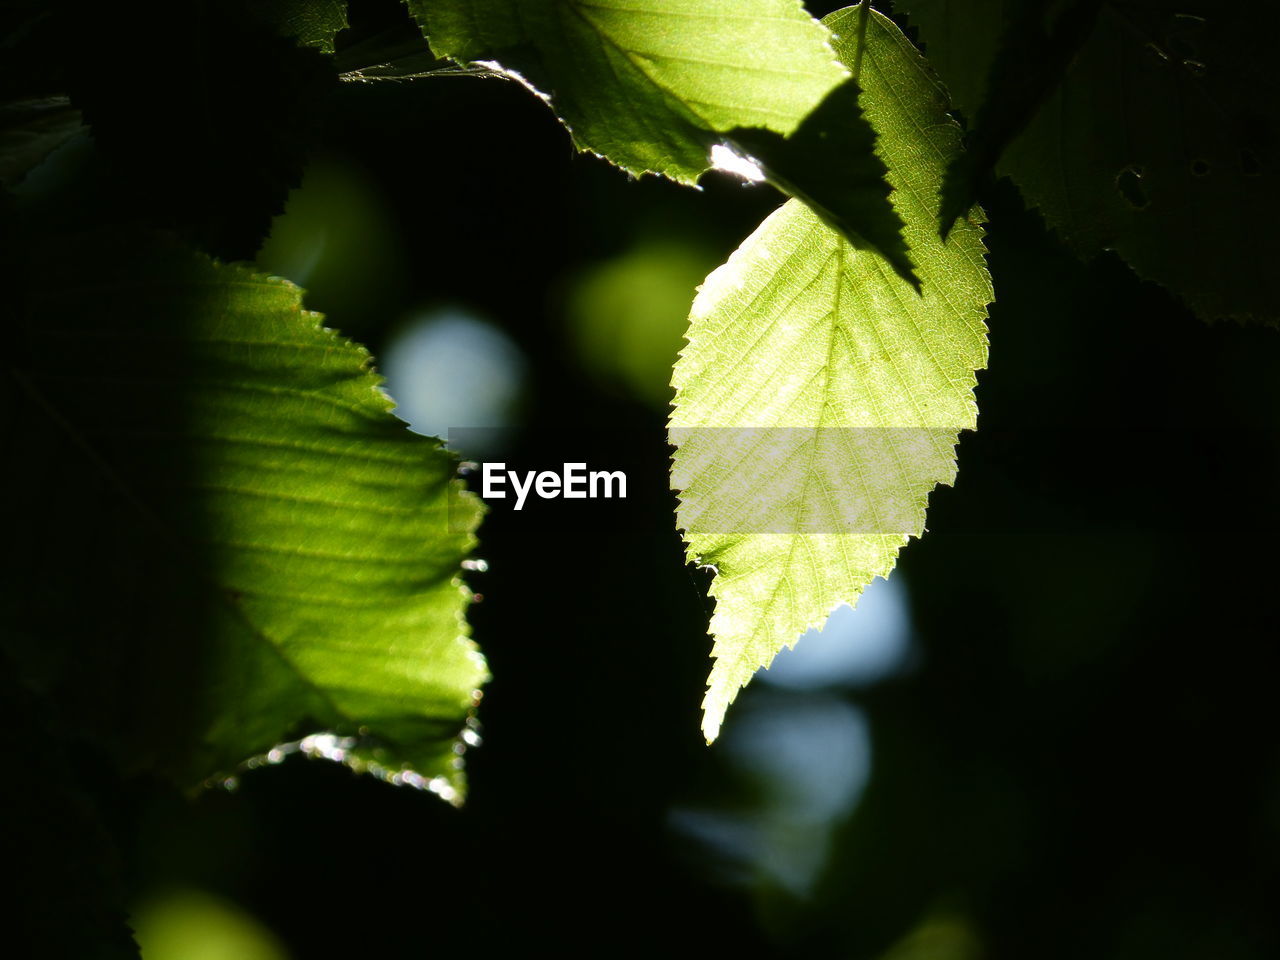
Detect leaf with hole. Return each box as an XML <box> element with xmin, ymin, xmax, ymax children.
<box><xmin>932</xmin><ymin>0</ymin><xmax>1103</xmax><ymax>240</ymax></box>
<box><xmin>900</xmin><ymin>0</ymin><xmax>1280</xmax><ymax>322</ymax></box>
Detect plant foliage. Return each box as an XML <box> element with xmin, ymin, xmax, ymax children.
<box><xmin>2</xmin><ymin>233</ymin><xmax>485</xmax><ymax>797</ymax></box>
<box><xmin>408</xmin><ymin>0</ymin><xmax>916</xmax><ymax>281</ymax></box>
<box><xmin>669</xmin><ymin>8</ymin><xmax>991</xmax><ymax>740</ymax></box>
<box><xmin>1</xmin><ymin>0</ymin><xmax>1275</xmax><ymax>951</ymax></box>
<box><xmin>900</xmin><ymin>0</ymin><xmax>1280</xmax><ymax>322</ymax></box>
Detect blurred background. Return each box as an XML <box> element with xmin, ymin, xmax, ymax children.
<box><xmin>14</xmin><ymin>0</ymin><xmax>1280</xmax><ymax>956</ymax></box>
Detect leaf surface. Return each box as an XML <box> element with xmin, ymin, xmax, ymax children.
<box><xmin>405</xmin><ymin>0</ymin><xmax>913</xmax><ymax>281</ymax></box>
<box><xmin>1</xmin><ymin>232</ymin><xmax>486</xmax><ymax>800</ymax></box>
<box><xmin>932</xmin><ymin>0</ymin><xmax>1102</xmax><ymax>239</ymax></box>
<box><xmin>669</xmin><ymin>8</ymin><xmax>991</xmax><ymax>740</ymax></box>
<box><xmin>257</xmin><ymin>0</ymin><xmax>349</xmax><ymax>54</ymax></box>
<box><xmin>408</xmin><ymin>0</ymin><xmax>846</xmax><ymax>181</ymax></box>
<box><xmin>726</xmin><ymin>77</ymin><xmax>917</xmax><ymax>289</ymax></box>
<box><xmin>900</xmin><ymin>0</ymin><xmax>1280</xmax><ymax>322</ymax></box>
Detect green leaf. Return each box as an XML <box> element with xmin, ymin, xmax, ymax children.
<box><xmin>406</xmin><ymin>0</ymin><xmax>848</xmax><ymax>183</ymax></box>
<box><xmin>933</xmin><ymin>0</ymin><xmax>1102</xmax><ymax>239</ymax></box>
<box><xmin>725</xmin><ymin>77</ymin><xmax>918</xmax><ymax>290</ymax></box>
<box><xmin>900</xmin><ymin>0</ymin><xmax>1280</xmax><ymax>323</ymax></box>
<box><xmin>256</xmin><ymin>0</ymin><xmax>349</xmax><ymax>54</ymax></box>
<box><xmin>669</xmin><ymin>8</ymin><xmax>991</xmax><ymax>741</ymax></box>
<box><xmin>1</xmin><ymin>232</ymin><xmax>486</xmax><ymax>801</ymax></box>
<box><xmin>404</xmin><ymin>0</ymin><xmax>915</xmax><ymax>278</ymax></box>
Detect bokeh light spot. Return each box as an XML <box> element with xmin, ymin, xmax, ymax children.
<box><xmin>380</xmin><ymin>308</ymin><xmax>526</xmax><ymax>454</ymax></box>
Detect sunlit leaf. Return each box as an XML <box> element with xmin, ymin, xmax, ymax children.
<box><xmin>1</xmin><ymin>232</ymin><xmax>486</xmax><ymax>799</ymax></box>
<box><xmin>669</xmin><ymin>8</ymin><xmax>991</xmax><ymax>741</ymax></box>
<box><xmin>405</xmin><ymin>0</ymin><xmax>913</xmax><ymax>280</ymax></box>
<box><xmin>726</xmin><ymin>77</ymin><xmax>918</xmax><ymax>289</ymax></box>
<box><xmin>408</xmin><ymin>0</ymin><xmax>845</xmax><ymax>181</ymax></box>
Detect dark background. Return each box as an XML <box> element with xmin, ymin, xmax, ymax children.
<box><xmin>6</xmin><ymin>1</ymin><xmax>1280</xmax><ymax>957</ymax></box>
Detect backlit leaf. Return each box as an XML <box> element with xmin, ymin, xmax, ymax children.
<box><xmin>407</xmin><ymin>0</ymin><xmax>846</xmax><ymax>182</ymax></box>
<box><xmin>405</xmin><ymin>0</ymin><xmax>913</xmax><ymax>281</ymax></box>
<box><xmin>1</xmin><ymin>232</ymin><xmax>486</xmax><ymax>800</ymax></box>
<box><xmin>669</xmin><ymin>8</ymin><xmax>991</xmax><ymax>740</ymax></box>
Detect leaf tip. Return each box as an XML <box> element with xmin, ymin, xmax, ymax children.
<box><xmin>701</xmin><ymin>655</ymin><xmax>748</xmax><ymax>744</ymax></box>
<box><xmin>701</xmin><ymin>705</ymin><xmax>725</xmax><ymax>745</ymax></box>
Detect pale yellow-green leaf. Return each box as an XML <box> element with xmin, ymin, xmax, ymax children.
<box><xmin>669</xmin><ymin>8</ymin><xmax>992</xmax><ymax>741</ymax></box>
